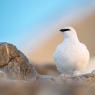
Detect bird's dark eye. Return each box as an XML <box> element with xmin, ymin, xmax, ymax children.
<box><xmin>60</xmin><ymin>29</ymin><xmax>70</xmax><ymax>32</ymax></box>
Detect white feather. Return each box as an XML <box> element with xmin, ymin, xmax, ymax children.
<box><xmin>54</xmin><ymin>27</ymin><xmax>90</xmax><ymax>75</ymax></box>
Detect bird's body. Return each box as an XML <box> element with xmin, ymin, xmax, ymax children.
<box><xmin>54</xmin><ymin>27</ymin><xmax>90</xmax><ymax>75</ymax></box>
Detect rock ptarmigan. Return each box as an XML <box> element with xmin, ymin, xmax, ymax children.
<box><xmin>54</xmin><ymin>27</ymin><xmax>90</xmax><ymax>75</ymax></box>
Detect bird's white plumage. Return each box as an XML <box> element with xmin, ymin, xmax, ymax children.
<box><xmin>54</xmin><ymin>27</ymin><xmax>90</xmax><ymax>75</ymax></box>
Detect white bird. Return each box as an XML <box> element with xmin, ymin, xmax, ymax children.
<box><xmin>54</xmin><ymin>27</ymin><xmax>90</xmax><ymax>75</ymax></box>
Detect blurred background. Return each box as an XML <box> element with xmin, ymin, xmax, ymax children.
<box><xmin>0</xmin><ymin>0</ymin><xmax>95</xmax><ymax>74</ymax></box>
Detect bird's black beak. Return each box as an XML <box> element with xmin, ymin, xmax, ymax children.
<box><xmin>60</xmin><ymin>29</ymin><xmax>70</xmax><ymax>32</ymax></box>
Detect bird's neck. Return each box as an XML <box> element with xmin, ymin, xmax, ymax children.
<box><xmin>63</xmin><ymin>36</ymin><xmax>80</xmax><ymax>43</ymax></box>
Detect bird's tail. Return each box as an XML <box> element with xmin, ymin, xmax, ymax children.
<box><xmin>86</xmin><ymin>57</ymin><xmax>95</xmax><ymax>73</ymax></box>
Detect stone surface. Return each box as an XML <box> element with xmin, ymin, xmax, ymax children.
<box><xmin>0</xmin><ymin>42</ymin><xmax>37</xmax><ymax>80</ymax></box>
<box><xmin>0</xmin><ymin>71</ymin><xmax>7</xmax><ymax>78</ymax></box>
<box><xmin>0</xmin><ymin>73</ymin><xmax>94</xmax><ymax>95</ymax></box>
<box><xmin>35</xmin><ymin>63</ymin><xmax>59</xmax><ymax>76</ymax></box>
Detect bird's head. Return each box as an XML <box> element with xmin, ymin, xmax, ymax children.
<box><xmin>60</xmin><ymin>27</ymin><xmax>78</xmax><ymax>39</ymax></box>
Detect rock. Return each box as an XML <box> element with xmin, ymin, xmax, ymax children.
<box><xmin>91</xmin><ymin>70</ymin><xmax>95</xmax><ymax>74</ymax></box>
<box><xmin>0</xmin><ymin>72</ymin><xmax>94</xmax><ymax>95</ymax></box>
<box><xmin>0</xmin><ymin>42</ymin><xmax>37</xmax><ymax>80</ymax></box>
<box><xmin>34</xmin><ymin>63</ymin><xmax>59</xmax><ymax>76</ymax></box>
<box><xmin>0</xmin><ymin>71</ymin><xmax>7</xmax><ymax>78</ymax></box>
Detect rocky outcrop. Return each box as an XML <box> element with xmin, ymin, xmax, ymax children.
<box><xmin>0</xmin><ymin>42</ymin><xmax>37</xmax><ymax>80</ymax></box>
